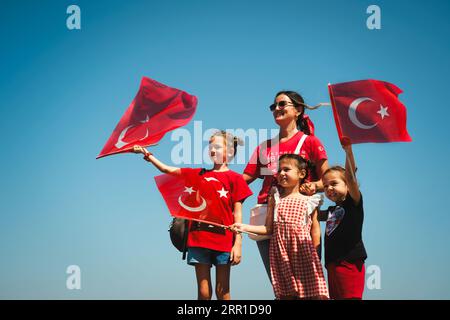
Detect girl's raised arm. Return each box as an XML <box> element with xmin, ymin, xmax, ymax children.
<box><xmin>341</xmin><ymin>138</ymin><xmax>361</xmax><ymax>205</ymax></box>
<box><xmin>133</xmin><ymin>145</ymin><xmax>181</xmax><ymax>175</ymax></box>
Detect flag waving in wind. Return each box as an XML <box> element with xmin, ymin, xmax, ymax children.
<box><xmin>97</xmin><ymin>77</ymin><xmax>197</xmax><ymax>159</ymax></box>
<box><xmin>328</xmin><ymin>79</ymin><xmax>412</xmax><ymax>144</ymax></box>
<box><xmin>155</xmin><ymin>168</ymin><xmax>253</xmax><ymax>252</ymax></box>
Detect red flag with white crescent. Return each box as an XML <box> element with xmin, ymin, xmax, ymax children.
<box><xmin>97</xmin><ymin>76</ymin><xmax>197</xmax><ymax>159</ymax></box>
<box><xmin>328</xmin><ymin>79</ymin><xmax>412</xmax><ymax>144</ymax></box>
<box><xmin>154</xmin><ymin>170</ymin><xmax>226</xmax><ymax>226</ymax></box>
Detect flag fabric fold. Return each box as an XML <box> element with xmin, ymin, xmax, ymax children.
<box><xmin>328</xmin><ymin>79</ymin><xmax>411</xmax><ymax>144</ymax></box>
<box><xmin>97</xmin><ymin>76</ymin><xmax>197</xmax><ymax>159</ymax></box>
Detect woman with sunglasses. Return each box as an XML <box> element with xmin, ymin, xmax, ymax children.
<box><xmin>243</xmin><ymin>91</ymin><xmax>329</xmax><ymax>281</ymax></box>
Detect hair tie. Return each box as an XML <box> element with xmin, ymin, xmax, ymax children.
<box><xmin>302</xmin><ymin>114</ymin><xmax>315</xmax><ymax>136</ymax></box>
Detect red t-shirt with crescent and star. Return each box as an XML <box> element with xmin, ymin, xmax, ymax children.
<box><xmin>244</xmin><ymin>131</ymin><xmax>327</xmax><ymax>204</ymax></box>
<box><xmin>181</xmin><ymin>168</ymin><xmax>253</xmax><ymax>252</ymax></box>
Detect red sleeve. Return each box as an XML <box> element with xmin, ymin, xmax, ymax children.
<box><xmin>306</xmin><ymin>135</ymin><xmax>327</xmax><ymax>163</ymax></box>
<box><xmin>231</xmin><ymin>172</ymin><xmax>253</xmax><ymax>204</ymax></box>
<box><xmin>243</xmin><ymin>145</ymin><xmax>262</xmax><ymax>178</ymax></box>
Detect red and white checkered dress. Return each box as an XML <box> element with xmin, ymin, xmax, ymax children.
<box><xmin>270</xmin><ymin>195</ymin><xmax>329</xmax><ymax>299</ymax></box>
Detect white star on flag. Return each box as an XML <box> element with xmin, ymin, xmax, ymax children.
<box><xmin>377</xmin><ymin>105</ymin><xmax>389</xmax><ymax>119</ymax></box>
<box><xmin>184</xmin><ymin>186</ymin><xmax>195</xmax><ymax>195</ymax></box>
<box><xmin>217</xmin><ymin>187</ymin><xmax>229</xmax><ymax>198</ymax></box>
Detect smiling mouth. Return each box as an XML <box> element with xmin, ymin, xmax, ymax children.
<box><xmin>327</xmin><ymin>192</ymin><xmax>337</xmax><ymax>199</ymax></box>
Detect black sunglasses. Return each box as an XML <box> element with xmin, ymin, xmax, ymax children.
<box><xmin>269</xmin><ymin>100</ymin><xmax>294</xmax><ymax>111</ymax></box>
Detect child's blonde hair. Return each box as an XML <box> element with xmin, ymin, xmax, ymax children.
<box><xmin>209</xmin><ymin>130</ymin><xmax>244</xmax><ymax>159</ymax></box>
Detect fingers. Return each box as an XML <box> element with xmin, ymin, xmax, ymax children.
<box><xmin>132</xmin><ymin>145</ymin><xmax>142</xmax><ymax>153</ymax></box>
<box><xmin>230</xmin><ymin>223</ymin><xmax>245</xmax><ymax>233</ymax></box>
<box><xmin>230</xmin><ymin>250</ymin><xmax>241</xmax><ymax>265</ymax></box>
<box><xmin>300</xmin><ymin>183</ymin><xmax>314</xmax><ymax>196</ymax></box>
<box><xmin>132</xmin><ymin>145</ymin><xmax>153</xmax><ymax>157</ymax></box>
<box><xmin>143</xmin><ymin>152</ymin><xmax>152</xmax><ymax>161</ymax></box>
<box><xmin>340</xmin><ymin>136</ymin><xmax>352</xmax><ymax>150</ymax></box>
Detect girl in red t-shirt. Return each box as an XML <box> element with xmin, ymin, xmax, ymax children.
<box><xmin>133</xmin><ymin>131</ymin><xmax>252</xmax><ymax>300</ymax></box>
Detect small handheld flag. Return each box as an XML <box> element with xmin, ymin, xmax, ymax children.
<box><xmin>328</xmin><ymin>79</ymin><xmax>411</xmax><ymax>144</ymax></box>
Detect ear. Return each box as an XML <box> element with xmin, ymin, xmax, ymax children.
<box><xmin>227</xmin><ymin>146</ymin><xmax>235</xmax><ymax>158</ymax></box>
<box><xmin>299</xmin><ymin>168</ymin><xmax>307</xmax><ymax>179</ymax></box>
<box><xmin>295</xmin><ymin>104</ymin><xmax>304</xmax><ymax>115</ymax></box>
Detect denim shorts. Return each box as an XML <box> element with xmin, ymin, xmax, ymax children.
<box><xmin>187</xmin><ymin>247</ymin><xmax>231</xmax><ymax>266</ymax></box>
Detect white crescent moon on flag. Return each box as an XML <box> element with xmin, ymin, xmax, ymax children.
<box><xmin>115</xmin><ymin>115</ymin><xmax>150</xmax><ymax>149</ymax></box>
<box><xmin>348</xmin><ymin>97</ymin><xmax>378</xmax><ymax>130</ymax></box>
<box><xmin>178</xmin><ymin>195</ymin><xmax>207</xmax><ymax>212</ymax></box>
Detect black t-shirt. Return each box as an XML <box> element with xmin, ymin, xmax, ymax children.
<box><xmin>324</xmin><ymin>193</ymin><xmax>367</xmax><ymax>266</ymax></box>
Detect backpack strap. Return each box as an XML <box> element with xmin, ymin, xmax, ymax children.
<box><xmin>294</xmin><ymin>133</ymin><xmax>308</xmax><ymax>155</ymax></box>
<box><xmin>181</xmin><ymin>219</ymin><xmax>189</xmax><ymax>260</ymax></box>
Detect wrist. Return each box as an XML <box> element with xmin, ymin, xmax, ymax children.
<box><xmin>143</xmin><ymin>152</ymin><xmax>153</xmax><ymax>161</ymax></box>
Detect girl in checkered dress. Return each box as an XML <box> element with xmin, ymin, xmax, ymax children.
<box><xmin>232</xmin><ymin>154</ymin><xmax>329</xmax><ymax>299</ymax></box>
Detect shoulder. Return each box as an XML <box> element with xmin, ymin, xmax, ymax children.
<box><xmin>219</xmin><ymin>170</ymin><xmax>248</xmax><ymax>186</ymax></box>
<box><xmin>180</xmin><ymin>167</ymin><xmax>196</xmax><ymax>174</ymax></box>
<box><xmin>344</xmin><ymin>192</ymin><xmax>363</xmax><ymax>208</ymax></box>
<box><xmin>181</xmin><ymin>167</ymin><xmax>203</xmax><ymax>176</ymax></box>
<box><xmin>306</xmin><ymin>194</ymin><xmax>323</xmax><ymax>215</ymax></box>
<box><xmin>229</xmin><ymin>170</ymin><xmax>252</xmax><ymax>189</ymax></box>
<box><xmin>304</xmin><ymin>134</ymin><xmax>325</xmax><ymax>147</ymax></box>
<box><xmin>302</xmin><ymin>134</ymin><xmax>327</xmax><ymax>161</ymax></box>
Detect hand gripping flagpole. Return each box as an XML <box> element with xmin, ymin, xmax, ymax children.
<box><xmin>185</xmin><ymin>217</ymin><xmax>259</xmax><ymax>237</ymax></box>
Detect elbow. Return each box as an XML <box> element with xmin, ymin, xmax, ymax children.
<box><xmin>163</xmin><ymin>167</ymin><xmax>177</xmax><ymax>174</ymax></box>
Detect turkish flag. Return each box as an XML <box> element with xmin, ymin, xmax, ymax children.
<box><xmin>328</xmin><ymin>79</ymin><xmax>412</xmax><ymax>144</ymax></box>
<box><xmin>154</xmin><ymin>171</ymin><xmax>226</xmax><ymax>226</ymax></box>
<box><xmin>97</xmin><ymin>76</ymin><xmax>197</xmax><ymax>159</ymax></box>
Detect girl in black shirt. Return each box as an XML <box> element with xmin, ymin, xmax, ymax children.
<box><xmin>321</xmin><ymin>137</ymin><xmax>367</xmax><ymax>299</ymax></box>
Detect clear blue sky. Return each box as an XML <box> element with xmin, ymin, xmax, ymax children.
<box><xmin>1</xmin><ymin>0</ymin><xmax>449</xmax><ymax>299</ymax></box>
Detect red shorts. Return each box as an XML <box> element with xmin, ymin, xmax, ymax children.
<box><xmin>327</xmin><ymin>260</ymin><xmax>365</xmax><ymax>300</ymax></box>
